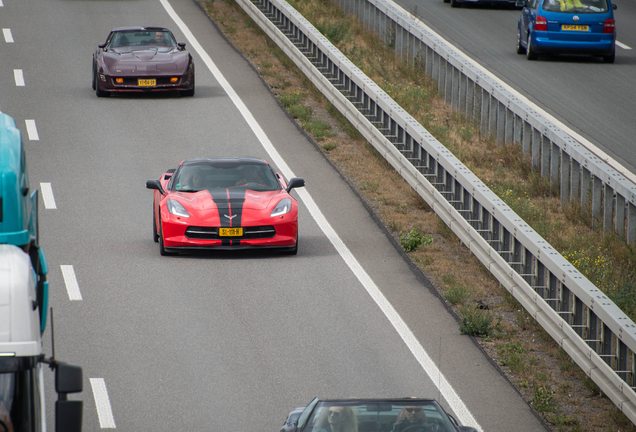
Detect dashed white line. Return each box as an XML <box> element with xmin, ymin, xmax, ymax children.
<box><xmin>60</xmin><ymin>265</ymin><xmax>82</xmax><ymax>301</ymax></box>
<box><xmin>3</xmin><ymin>28</ymin><xmax>13</xmax><ymax>43</ymax></box>
<box><xmin>0</xmin><ymin>1</ymin><xmax>4</xmax><ymax>7</ymax></box>
<box><xmin>40</xmin><ymin>183</ymin><xmax>57</xmax><ymax>209</ymax></box>
<box><xmin>616</xmin><ymin>41</ymin><xmax>632</xmax><ymax>50</ymax></box>
<box><xmin>25</xmin><ymin>119</ymin><xmax>39</xmax><ymax>140</ymax></box>
<box><xmin>14</xmin><ymin>69</ymin><xmax>24</xmax><ymax>86</ymax></box>
<box><xmin>90</xmin><ymin>378</ymin><xmax>116</xmax><ymax>429</ymax></box>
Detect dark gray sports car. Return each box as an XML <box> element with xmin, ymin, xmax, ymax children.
<box><xmin>92</xmin><ymin>27</ymin><xmax>195</xmax><ymax>97</ymax></box>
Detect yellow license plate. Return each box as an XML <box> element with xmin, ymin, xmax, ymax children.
<box><xmin>562</xmin><ymin>25</ymin><xmax>589</xmax><ymax>31</ymax></box>
<box><xmin>219</xmin><ymin>228</ymin><xmax>243</xmax><ymax>237</ymax></box>
<box><xmin>138</xmin><ymin>79</ymin><xmax>156</xmax><ymax>86</ymax></box>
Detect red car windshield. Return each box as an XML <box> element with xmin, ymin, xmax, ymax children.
<box><xmin>172</xmin><ymin>163</ymin><xmax>281</xmax><ymax>192</ymax></box>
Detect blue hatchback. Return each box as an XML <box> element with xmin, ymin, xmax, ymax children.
<box><xmin>516</xmin><ymin>0</ymin><xmax>617</xmax><ymax>62</ymax></box>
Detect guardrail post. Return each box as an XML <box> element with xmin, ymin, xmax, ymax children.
<box><xmin>592</xmin><ymin>176</ymin><xmax>602</xmax><ymax>229</ymax></box>
<box><xmin>550</xmin><ymin>141</ymin><xmax>559</xmax><ymax>188</ymax></box>
<box><xmin>547</xmin><ymin>272</ymin><xmax>558</xmax><ymax>310</ymax></box>
<box><xmin>602</xmin><ymin>323</ymin><xmax>614</xmax><ymax>368</ymax></box>
<box><xmin>496</xmin><ymin>102</ymin><xmax>505</xmax><ymax>146</ymax></box>
<box><xmin>581</xmin><ymin>168</ymin><xmax>591</xmax><ymax>215</ymax></box>
<box><xmin>479</xmin><ymin>89</ymin><xmax>488</xmax><ymax>137</ymax></box>
<box><xmin>522</xmin><ymin>121</ymin><xmax>531</xmax><ymax>156</ymax></box>
<box><xmin>513</xmin><ymin>114</ymin><xmax>522</xmax><ymax>145</ymax></box>
<box><xmin>570</xmin><ymin>158</ymin><xmax>581</xmax><ymax>203</ymax></box>
<box><xmin>532</xmin><ymin>127</ymin><xmax>541</xmax><ymax>171</ymax></box>
<box><xmin>628</xmin><ymin>202</ymin><xmax>636</xmax><ymax>243</ymax></box>
<box><xmin>489</xmin><ymin>96</ymin><xmax>497</xmax><ymax>139</ymax></box>
<box><xmin>589</xmin><ymin>312</ymin><xmax>599</xmax><ymax>352</ymax></box>
<box><xmin>541</xmin><ymin>136</ymin><xmax>550</xmax><ymax>178</ymax></box>
<box><xmin>505</xmin><ymin>108</ymin><xmax>514</xmax><ymax>145</ymax></box>
<box><xmin>561</xmin><ymin>152</ymin><xmax>570</xmax><ymax>206</ymax></box>
<box><xmin>604</xmin><ymin>185</ymin><xmax>614</xmax><ymax>233</ymax></box>
<box><xmin>615</xmin><ymin>194</ymin><xmax>626</xmax><ymax>238</ymax></box>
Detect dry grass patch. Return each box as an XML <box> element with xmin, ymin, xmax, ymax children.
<box><xmin>198</xmin><ymin>0</ymin><xmax>635</xmax><ymax>429</ymax></box>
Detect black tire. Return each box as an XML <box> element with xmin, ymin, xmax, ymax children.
<box><xmin>526</xmin><ymin>35</ymin><xmax>538</xmax><ymax>60</ymax></box>
<box><xmin>603</xmin><ymin>50</ymin><xmax>615</xmax><ymax>63</ymax></box>
<box><xmin>158</xmin><ymin>213</ymin><xmax>176</xmax><ymax>256</ymax></box>
<box><xmin>152</xmin><ymin>203</ymin><xmax>159</xmax><ymax>243</ymax></box>
<box><xmin>92</xmin><ymin>62</ymin><xmax>96</xmax><ymax>90</ymax></box>
<box><xmin>95</xmin><ymin>71</ymin><xmax>110</xmax><ymax>97</ymax></box>
<box><xmin>443</xmin><ymin>0</ymin><xmax>450</xmax><ymax>3</ymax></box>
<box><xmin>516</xmin><ymin>28</ymin><xmax>526</xmax><ymax>54</ymax></box>
<box><xmin>181</xmin><ymin>71</ymin><xmax>195</xmax><ymax>97</ymax></box>
<box><xmin>450</xmin><ymin>0</ymin><xmax>461</xmax><ymax>7</ymax></box>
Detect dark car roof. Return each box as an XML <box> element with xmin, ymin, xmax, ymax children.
<box><xmin>315</xmin><ymin>398</ymin><xmax>439</xmax><ymax>403</ymax></box>
<box><xmin>180</xmin><ymin>157</ymin><xmax>269</xmax><ymax>168</ymax></box>
<box><xmin>110</xmin><ymin>26</ymin><xmax>172</xmax><ymax>32</ymax></box>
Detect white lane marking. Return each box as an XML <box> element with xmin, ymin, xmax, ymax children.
<box><xmin>60</xmin><ymin>265</ymin><xmax>82</xmax><ymax>301</ymax></box>
<box><xmin>14</xmin><ymin>69</ymin><xmax>25</xmax><ymax>86</ymax></box>
<box><xmin>0</xmin><ymin>1</ymin><xmax>4</xmax><ymax>7</ymax></box>
<box><xmin>90</xmin><ymin>378</ymin><xmax>116</xmax><ymax>428</ymax></box>
<box><xmin>25</xmin><ymin>119</ymin><xmax>39</xmax><ymax>140</ymax></box>
<box><xmin>616</xmin><ymin>41</ymin><xmax>632</xmax><ymax>50</ymax></box>
<box><xmin>160</xmin><ymin>1</ymin><xmax>481</xmax><ymax>429</ymax></box>
<box><xmin>40</xmin><ymin>183</ymin><xmax>57</xmax><ymax>209</ymax></box>
<box><xmin>2</xmin><ymin>28</ymin><xmax>13</xmax><ymax>43</ymax></box>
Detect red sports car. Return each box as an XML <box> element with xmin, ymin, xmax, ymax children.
<box><xmin>146</xmin><ymin>158</ymin><xmax>305</xmax><ymax>255</ymax></box>
<box><xmin>92</xmin><ymin>27</ymin><xmax>195</xmax><ymax>97</ymax></box>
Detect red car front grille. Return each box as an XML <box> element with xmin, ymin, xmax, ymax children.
<box><xmin>185</xmin><ymin>225</ymin><xmax>276</xmax><ymax>240</ymax></box>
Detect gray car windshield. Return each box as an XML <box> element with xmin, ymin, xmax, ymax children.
<box><xmin>173</xmin><ymin>163</ymin><xmax>281</xmax><ymax>192</ymax></box>
<box><xmin>302</xmin><ymin>401</ymin><xmax>457</xmax><ymax>432</ymax></box>
<box><xmin>108</xmin><ymin>30</ymin><xmax>177</xmax><ymax>48</ymax></box>
<box><xmin>542</xmin><ymin>0</ymin><xmax>609</xmax><ymax>13</ymax></box>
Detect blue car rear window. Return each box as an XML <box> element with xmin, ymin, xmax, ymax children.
<box><xmin>542</xmin><ymin>0</ymin><xmax>609</xmax><ymax>13</ymax></box>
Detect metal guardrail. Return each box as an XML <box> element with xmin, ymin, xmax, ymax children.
<box><xmin>232</xmin><ymin>0</ymin><xmax>636</xmax><ymax>423</ymax></box>
<box><xmin>338</xmin><ymin>0</ymin><xmax>636</xmax><ymax>244</ymax></box>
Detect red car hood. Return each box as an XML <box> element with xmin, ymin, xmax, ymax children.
<box><xmin>102</xmin><ymin>48</ymin><xmax>189</xmax><ymax>74</ymax></box>
<box><xmin>172</xmin><ymin>189</ymin><xmax>284</xmax><ymax>215</ymax></box>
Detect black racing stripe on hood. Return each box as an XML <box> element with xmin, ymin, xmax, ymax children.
<box><xmin>209</xmin><ymin>188</ymin><xmax>247</xmax><ymax>246</ymax></box>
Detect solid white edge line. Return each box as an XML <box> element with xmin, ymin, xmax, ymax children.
<box><xmin>14</xmin><ymin>69</ymin><xmax>25</xmax><ymax>86</ymax></box>
<box><xmin>3</xmin><ymin>28</ymin><xmax>13</xmax><ymax>43</ymax></box>
<box><xmin>40</xmin><ymin>183</ymin><xmax>57</xmax><ymax>209</ymax></box>
<box><xmin>616</xmin><ymin>41</ymin><xmax>632</xmax><ymax>50</ymax></box>
<box><xmin>90</xmin><ymin>378</ymin><xmax>116</xmax><ymax>428</ymax></box>
<box><xmin>159</xmin><ymin>0</ymin><xmax>482</xmax><ymax>429</ymax></box>
<box><xmin>25</xmin><ymin>119</ymin><xmax>39</xmax><ymax>140</ymax></box>
<box><xmin>60</xmin><ymin>265</ymin><xmax>82</xmax><ymax>301</ymax></box>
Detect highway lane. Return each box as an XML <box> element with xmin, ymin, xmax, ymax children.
<box><xmin>394</xmin><ymin>0</ymin><xmax>636</xmax><ymax>176</ymax></box>
<box><xmin>1</xmin><ymin>0</ymin><xmax>546</xmax><ymax>430</ymax></box>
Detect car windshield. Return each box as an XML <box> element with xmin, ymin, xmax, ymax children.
<box><xmin>301</xmin><ymin>401</ymin><xmax>457</xmax><ymax>432</ymax></box>
<box><xmin>172</xmin><ymin>162</ymin><xmax>281</xmax><ymax>192</ymax></box>
<box><xmin>107</xmin><ymin>30</ymin><xmax>177</xmax><ymax>48</ymax></box>
<box><xmin>542</xmin><ymin>0</ymin><xmax>608</xmax><ymax>13</ymax></box>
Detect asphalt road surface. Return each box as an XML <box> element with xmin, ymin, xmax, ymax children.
<box><xmin>0</xmin><ymin>0</ymin><xmax>548</xmax><ymax>430</ymax></box>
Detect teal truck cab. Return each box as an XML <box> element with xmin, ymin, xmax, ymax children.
<box><xmin>0</xmin><ymin>112</ymin><xmax>48</xmax><ymax>333</ymax></box>
<box><xmin>0</xmin><ymin>244</ymin><xmax>83</xmax><ymax>432</ymax></box>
